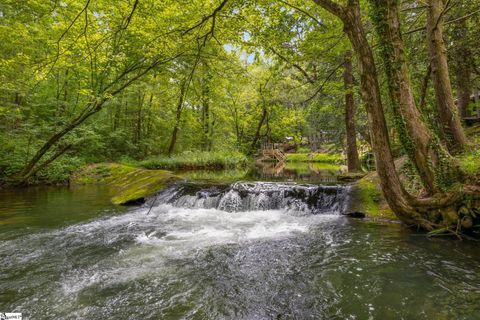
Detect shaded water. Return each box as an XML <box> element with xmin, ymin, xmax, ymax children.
<box><xmin>1</xmin><ymin>181</ymin><xmax>480</xmax><ymax>319</ymax></box>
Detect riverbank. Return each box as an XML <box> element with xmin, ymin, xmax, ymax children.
<box><xmin>284</xmin><ymin>153</ymin><xmax>343</xmax><ymax>163</ymax></box>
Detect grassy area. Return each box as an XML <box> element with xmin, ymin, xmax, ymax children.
<box><xmin>126</xmin><ymin>151</ymin><xmax>248</xmax><ymax>170</ymax></box>
<box><xmin>71</xmin><ymin>163</ymin><xmax>178</xmax><ymax>205</ymax></box>
<box><xmin>285</xmin><ymin>153</ymin><xmax>342</xmax><ymax>163</ymax></box>
<box><xmin>284</xmin><ymin>162</ymin><xmax>342</xmax><ymax>173</ymax></box>
<box><xmin>177</xmin><ymin>169</ymin><xmax>250</xmax><ymax>183</ymax></box>
<box><xmin>459</xmin><ymin>124</ymin><xmax>480</xmax><ymax>176</ymax></box>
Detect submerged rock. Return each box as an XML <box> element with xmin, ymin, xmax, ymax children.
<box><xmin>341</xmin><ymin>211</ymin><xmax>366</xmax><ymax>218</ymax></box>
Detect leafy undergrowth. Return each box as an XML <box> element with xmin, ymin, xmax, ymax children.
<box><xmin>355</xmin><ymin>175</ymin><xmax>396</xmax><ymax>219</ymax></box>
<box><xmin>125</xmin><ymin>151</ymin><xmax>248</xmax><ymax>170</ymax></box>
<box><xmin>459</xmin><ymin>149</ymin><xmax>480</xmax><ymax>176</ymax></box>
<box><xmin>285</xmin><ymin>153</ymin><xmax>342</xmax><ymax>163</ymax></box>
<box><xmin>71</xmin><ymin>163</ymin><xmax>179</xmax><ymax>205</ymax></box>
<box><xmin>459</xmin><ymin>126</ymin><xmax>480</xmax><ymax>178</ymax></box>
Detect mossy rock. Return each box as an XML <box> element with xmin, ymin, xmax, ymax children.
<box><xmin>350</xmin><ymin>174</ymin><xmax>396</xmax><ymax>220</ymax></box>
<box><xmin>71</xmin><ymin>163</ymin><xmax>180</xmax><ymax>205</ymax></box>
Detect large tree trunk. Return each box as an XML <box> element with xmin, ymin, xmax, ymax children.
<box><xmin>426</xmin><ymin>0</ymin><xmax>468</xmax><ymax>152</ymax></box>
<box><xmin>342</xmin><ymin>5</ymin><xmax>418</xmax><ymax>221</ymax></box>
<box><xmin>369</xmin><ymin>0</ymin><xmax>460</xmax><ymax>195</ymax></box>
<box><xmin>312</xmin><ymin>0</ymin><xmax>429</xmax><ymax>227</ymax></box>
<box><xmin>343</xmin><ymin>50</ymin><xmax>361</xmax><ymax>173</ymax></box>
<box><xmin>311</xmin><ymin>0</ymin><xmax>478</xmax><ymax>234</ymax></box>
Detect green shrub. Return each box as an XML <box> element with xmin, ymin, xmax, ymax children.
<box><xmin>135</xmin><ymin>151</ymin><xmax>249</xmax><ymax>170</ymax></box>
<box><xmin>297</xmin><ymin>146</ymin><xmax>310</xmax><ymax>154</ymax></box>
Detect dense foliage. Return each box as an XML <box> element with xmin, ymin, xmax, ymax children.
<box><xmin>0</xmin><ymin>0</ymin><xmax>478</xmax><ymax>194</ymax></box>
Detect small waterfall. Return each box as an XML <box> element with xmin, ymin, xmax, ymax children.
<box><xmin>152</xmin><ymin>182</ymin><xmax>351</xmax><ymax>214</ymax></box>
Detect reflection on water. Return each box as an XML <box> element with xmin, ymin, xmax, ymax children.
<box><xmin>254</xmin><ymin>162</ymin><xmax>344</xmax><ymax>184</ymax></box>
<box><xmin>0</xmin><ymin>185</ymin><xmax>125</xmax><ymax>237</ymax></box>
<box><xmin>177</xmin><ymin>162</ymin><xmax>344</xmax><ymax>184</ymax></box>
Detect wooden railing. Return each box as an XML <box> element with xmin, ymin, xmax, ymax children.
<box><xmin>261</xmin><ymin>143</ymin><xmax>286</xmax><ymax>162</ymax></box>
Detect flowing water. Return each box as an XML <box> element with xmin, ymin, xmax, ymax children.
<box><xmin>1</xmin><ymin>181</ymin><xmax>480</xmax><ymax>319</ymax></box>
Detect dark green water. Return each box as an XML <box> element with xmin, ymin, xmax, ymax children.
<box><xmin>1</xmin><ymin>182</ymin><xmax>480</xmax><ymax>319</ymax></box>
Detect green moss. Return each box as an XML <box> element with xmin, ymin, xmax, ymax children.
<box><xmin>71</xmin><ymin>163</ymin><xmax>179</xmax><ymax>205</ymax></box>
<box><xmin>285</xmin><ymin>153</ymin><xmax>342</xmax><ymax>163</ymax></box>
<box><xmin>457</xmin><ymin>126</ymin><xmax>480</xmax><ymax>176</ymax></box>
<box><xmin>356</xmin><ymin>175</ymin><xmax>396</xmax><ymax>219</ymax></box>
<box><xmin>458</xmin><ymin>149</ymin><xmax>480</xmax><ymax>175</ymax></box>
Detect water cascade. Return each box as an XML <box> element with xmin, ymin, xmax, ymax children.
<box><xmin>151</xmin><ymin>181</ymin><xmax>352</xmax><ymax>214</ymax></box>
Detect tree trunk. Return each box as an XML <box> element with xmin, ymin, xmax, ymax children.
<box><xmin>426</xmin><ymin>0</ymin><xmax>468</xmax><ymax>152</ymax></box>
<box><xmin>453</xmin><ymin>19</ymin><xmax>472</xmax><ymax>119</ymax></box>
<box><xmin>18</xmin><ymin>100</ymin><xmax>103</xmax><ymax>181</ymax></box>
<box><xmin>167</xmin><ymin>80</ymin><xmax>187</xmax><ymax>156</ymax></box>
<box><xmin>313</xmin><ymin>0</ymin><xmax>421</xmax><ymax>224</ymax></box>
<box><xmin>250</xmin><ymin>104</ymin><xmax>267</xmax><ymax>154</ymax></box>
<box><xmin>343</xmin><ymin>50</ymin><xmax>361</xmax><ymax>173</ymax></box>
<box><xmin>134</xmin><ymin>92</ymin><xmax>145</xmax><ymax>145</ymax></box>
<box><xmin>369</xmin><ymin>0</ymin><xmax>452</xmax><ymax>195</ymax></box>
<box><xmin>342</xmin><ymin>6</ymin><xmax>419</xmax><ymax>223</ymax></box>
<box><xmin>312</xmin><ymin>0</ymin><xmax>477</xmax><ymax>233</ymax></box>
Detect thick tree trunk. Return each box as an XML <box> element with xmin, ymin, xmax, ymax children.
<box><xmin>370</xmin><ymin>0</ymin><xmax>448</xmax><ymax>194</ymax></box>
<box><xmin>312</xmin><ymin>0</ymin><xmax>477</xmax><ymax>234</ymax></box>
<box><xmin>341</xmin><ymin>6</ymin><xmax>419</xmax><ymax>222</ymax></box>
<box><xmin>426</xmin><ymin>0</ymin><xmax>468</xmax><ymax>152</ymax></box>
<box><xmin>313</xmin><ymin>1</ymin><xmax>427</xmax><ymax>226</ymax></box>
<box><xmin>343</xmin><ymin>50</ymin><xmax>361</xmax><ymax>173</ymax></box>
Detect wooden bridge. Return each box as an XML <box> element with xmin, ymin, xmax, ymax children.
<box><xmin>261</xmin><ymin>143</ymin><xmax>286</xmax><ymax>162</ymax></box>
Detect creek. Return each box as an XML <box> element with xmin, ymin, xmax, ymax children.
<box><xmin>1</xmin><ymin>168</ymin><xmax>480</xmax><ymax>319</ymax></box>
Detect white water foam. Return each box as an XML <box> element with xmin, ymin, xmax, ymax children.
<box><xmin>57</xmin><ymin>204</ymin><xmax>339</xmax><ymax>296</ymax></box>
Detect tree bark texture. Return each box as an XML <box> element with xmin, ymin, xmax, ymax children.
<box><xmin>426</xmin><ymin>0</ymin><xmax>468</xmax><ymax>151</ymax></box>
<box><xmin>343</xmin><ymin>50</ymin><xmax>362</xmax><ymax>173</ymax></box>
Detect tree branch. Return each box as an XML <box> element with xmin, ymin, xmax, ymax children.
<box><xmin>277</xmin><ymin>0</ymin><xmax>325</xmax><ymax>27</ymax></box>
<box><xmin>303</xmin><ymin>61</ymin><xmax>344</xmax><ymax>103</ymax></box>
<box><xmin>183</xmin><ymin>0</ymin><xmax>229</xmax><ymax>43</ymax></box>
<box><xmin>311</xmin><ymin>0</ymin><xmax>345</xmax><ymax>18</ymax></box>
<box><xmin>269</xmin><ymin>47</ymin><xmax>316</xmax><ymax>84</ymax></box>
